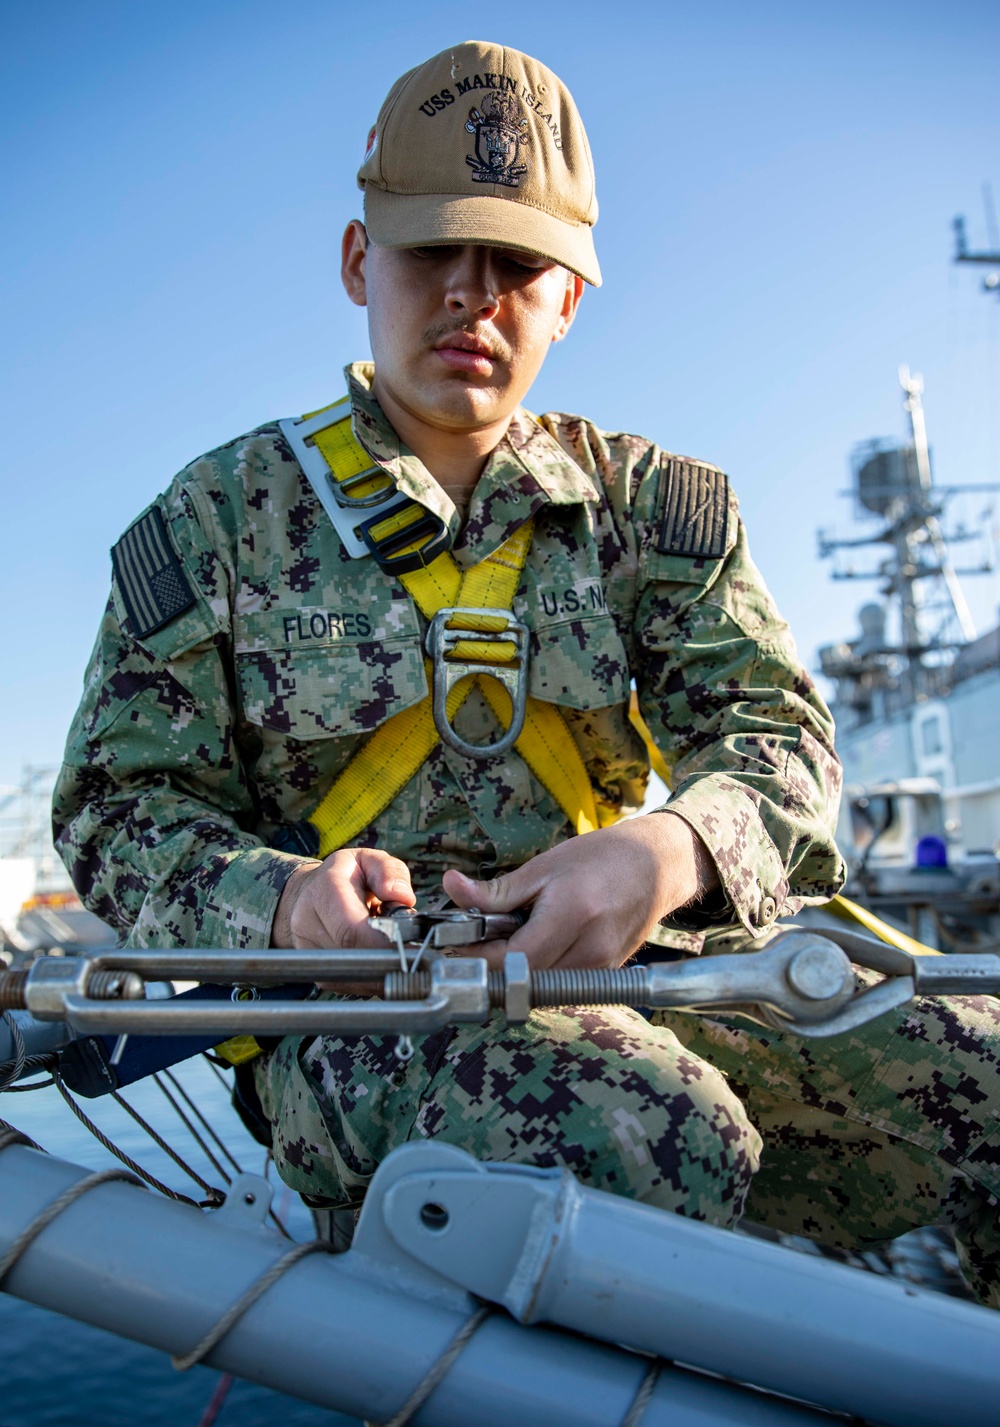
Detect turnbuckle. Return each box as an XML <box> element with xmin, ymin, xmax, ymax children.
<box><xmin>426</xmin><ymin>607</ymin><xmax>529</xmax><ymax>759</ymax></box>
<box><xmin>6</xmin><ymin>932</ymin><xmax>1000</xmax><ymax>1056</ymax></box>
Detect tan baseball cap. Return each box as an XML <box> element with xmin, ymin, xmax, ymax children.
<box><xmin>357</xmin><ymin>41</ymin><xmax>601</xmax><ymax>286</ymax></box>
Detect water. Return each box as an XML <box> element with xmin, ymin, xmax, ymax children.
<box><xmin>0</xmin><ymin>1058</ymin><xmax>361</xmax><ymax>1427</ymax></box>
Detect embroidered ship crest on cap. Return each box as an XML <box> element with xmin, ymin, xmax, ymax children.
<box><xmin>465</xmin><ymin>91</ymin><xmax>529</xmax><ymax>187</ymax></box>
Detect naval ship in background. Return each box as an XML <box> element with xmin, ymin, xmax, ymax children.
<box><xmin>814</xmin><ymin>195</ymin><xmax>1000</xmax><ymax>956</ymax></box>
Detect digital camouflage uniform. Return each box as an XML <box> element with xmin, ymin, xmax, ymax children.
<box><xmin>54</xmin><ymin>364</ymin><xmax>1000</xmax><ymax>1303</ymax></box>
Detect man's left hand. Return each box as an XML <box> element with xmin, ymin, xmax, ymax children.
<box><xmin>442</xmin><ymin>811</ymin><xmax>720</xmax><ymax>970</ymax></box>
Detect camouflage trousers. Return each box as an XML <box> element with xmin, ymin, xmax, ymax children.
<box><xmin>255</xmin><ymin>1006</ymin><xmax>761</xmax><ymax>1226</ymax></box>
<box><xmin>655</xmin><ymin>986</ymin><xmax>1000</xmax><ymax>1308</ymax></box>
<box><xmin>255</xmin><ymin>990</ymin><xmax>1000</xmax><ymax>1307</ymax></box>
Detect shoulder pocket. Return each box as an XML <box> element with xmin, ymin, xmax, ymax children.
<box><xmin>528</xmin><ymin>612</ymin><xmax>630</xmax><ymax>711</ymax></box>
<box><xmin>640</xmin><ymin>458</ymin><xmax>738</xmax><ymax>595</ymax></box>
<box><xmin>235</xmin><ymin>609</ymin><xmax>427</xmax><ymax>739</ymax></box>
<box><xmin>111</xmin><ymin>497</ymin><xmax>226</xmax><ymax>662</ymax></box>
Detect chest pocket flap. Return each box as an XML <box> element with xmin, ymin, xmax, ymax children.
<box><xmin>516</xmin><ymin>577</ymin><xmax>630</xmax><ymax>712</ymax></box>
<box><xmin>236</xmin><ymin>607</ymin><xmax>427</xmax><ymax>740</ymax></box>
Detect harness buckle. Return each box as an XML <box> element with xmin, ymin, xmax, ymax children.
<box><xmin>426</xmin><ymin>607</ymin><xmax>530</xmax><ymax>760</ymax></box>
<box><xmin>279</xmin><ymin>407</ymin><xmax>400</xmax><ymax>559</ymax></box>
<box><xmin>359</xmin><ymin>500</ymin><xmax>451</xmax><ymax>575</ymax></box>
<box><xmin>329</xmin><ymin>463</ymin><xmax>395</xmax><ymax>509</ymax></box>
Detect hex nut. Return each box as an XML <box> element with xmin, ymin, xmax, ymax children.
<box><xmin>504</xmin><ymin>951</ymin><xmax>531</xmax><ymax>1024</ymax></box>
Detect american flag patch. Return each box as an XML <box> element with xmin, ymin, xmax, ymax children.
<box><xmin>111</xmin><ymin>506</ymin><xmax>196</xmax><ymax>638</ymax></box>
<box><xmin>656</xmin><ymin>460</ymin><xmax>730</xmax><ymax>559</ymax></box>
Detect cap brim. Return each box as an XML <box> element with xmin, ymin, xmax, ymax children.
<box><xmin>363</xmin><ymin>188</ymin><xmax>601</xmax><ymax>287</ymax></box>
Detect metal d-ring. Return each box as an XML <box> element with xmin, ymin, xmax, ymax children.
<box><xmin>426</xmin><ymin>607</ymin><xmax>529</xmax><ymax>760</ymax></box>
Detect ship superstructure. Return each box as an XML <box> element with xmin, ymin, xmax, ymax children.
<box><xmin>818</xmin><ymin>370</ymin><xmax>1000</xmax><ymax>950</ymax></box>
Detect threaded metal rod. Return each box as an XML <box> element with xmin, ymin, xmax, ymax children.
<box><xmin>383</xmin><ymin>965</ymin><xmax>650</xmax><ymax>1010</ymax></box>
<box><xmin>532</xmin><ymin>966</ymin><xmax>649</xmax><ymax>1007</ymax></box>
<box><xmin>0</xmin><ymin>970</ymin><xmax>28</xmax><ymax>1012</ymax></box>
<box><xmin>87</xmin><ymin>970</ymin><xmax>145</xmax><ymax>1001</ymax></box>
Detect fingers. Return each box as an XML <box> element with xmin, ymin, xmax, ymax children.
<box><xmin>506</xmin><ymin>884</ymin><xmax>608</xmax><ymax>969</ymax></box>
<box><xmin>442</xmin><ymin>864</ymin><xmax>541</xmax><ymax>913</ymax></box>
<box><xmin>280</xmin><ymin>848</ymin><xmax>416</xmax><ymax>950</ymax></box>
<box><xmin>353</xmin><ymin>849</ymin><xmax>416</xmax><ymax>908</ymax></box>
<box><xmin>444</xmin><ymin>818</ymin><xmax>696</xmax><ymax>971</ymax></box>
<box><xmin>444</xmin><ymin>860</ymin><xmax>579</xmax><ymax>970</ymax></box>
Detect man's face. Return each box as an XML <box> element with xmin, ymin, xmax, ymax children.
<box><xmin>342</xmin><ymin>223</ymin><xmax>583</xmax><ymax>435</ymax></box>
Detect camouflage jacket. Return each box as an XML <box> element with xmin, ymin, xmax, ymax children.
<box><xmin>53</xmin><ymin>363</ymin><xmax>845</xmax><ymax>951</ymax></box>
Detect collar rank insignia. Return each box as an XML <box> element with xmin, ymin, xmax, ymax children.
<box><xmin>465</xmin><ymin>91</ymin><xmax>529</xmax><ymax>188</ymax></box>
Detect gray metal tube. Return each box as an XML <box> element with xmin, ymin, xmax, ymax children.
<box><xmin>0</xmin><ymin>1145</ymin><xmax>826</xmax><ymax>1427</ymax></box>
<box><xmin>61</xmin><ymin>994</ymin><xmax>454</xmax><ymax>1037</ymax></box>
<box><xmin>539</xmin><ymin>1188</ymin><xmax>1000</xmax><ymax>1426</ymax></box>
<box><xmin>386</xmin><ymin>1157</ymin><xmax>999</xmax><ymax>1427</ymax></box>
<box><xmin>0</xmin><ymin>1011</ymin><xmax>72</xmax><ymax>1065</ymax></box>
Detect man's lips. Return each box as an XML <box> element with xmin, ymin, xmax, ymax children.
<box><xmin>432</xmin><ymin>332</ymin><xmax>497</xmax><ymax>374</ymax></box>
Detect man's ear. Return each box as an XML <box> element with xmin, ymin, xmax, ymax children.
<box><xmin>341</xmin><ymin>220</ymin><xmax>368</xmax><ymax>307</ymax></box>
<box><xmin>552</xmin><ymin>272</ymin><xmax>584</xmax><ymax>343</ymax></box>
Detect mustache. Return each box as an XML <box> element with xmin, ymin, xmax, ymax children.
<box><xmin>422</xmin><ymin>320</ymin><xmax>509</xmax><ymax>362</ymax></box>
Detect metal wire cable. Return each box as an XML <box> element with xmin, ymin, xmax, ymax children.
<box><xmin>0</xmin><ymin>1011</ymin><xmax>26</xmax><ymax>1091</ymax></box>
<box><xmin>51</xmin><ymin>1072</ymin><xmax>205</xmax><ymax>1206</ymax></box>
<box><xmin>203</xmin><ymin>1054</ymin><xmax>235</xmax><ymax>1091</ymax></box>
<box><xmin>172</xmin><ymin>1239</ymin><xmax>338</xmax><ymax>1371</ymax></box>
<box><xmin>164</xmin><ymin>1064</ymin><xmax>293</xmax><ymax>1238</ymax></box>
<box><xmin>107</xmin><ymin>1085</ymin><xmax>225</xmax><ymax>1205</ymax></box>
<box><xmin>162</xmin><ymin>1067</ymin><xmax>245</xmax><ymax>1179</ymax></box>
<box><xmin>0</xmin><ymin>1166</ymin><xmax>143</xmax><ymax>1287</ymax></box>
<box><xmin>0</xmin><ymin>1123</ymin><xmax>43</xmax><ymax>1154</ymax></box>
<box><xmin>619</xmin><ymin>1360</ymin><xmax>662</xmax><ymax>1427</ymax></box>
<box><xmin>152</xmin><ymin>1073</ymin><xmax>234</xmax><ymax>1187</ymax></box>
<box><xmin>0</xmin><ymin>1052</ymin><xmax>56</xmax><ymax>1090</ymax></box>
<box><xmin>375</xmin><ymin>1304</ymin><xmax>493</xmax><ymax>1427</ymax></box>
<box><xmin>198</xmin><ymin>1058</ymin><xmax>295</xmax><ymax>1238</ymax></box>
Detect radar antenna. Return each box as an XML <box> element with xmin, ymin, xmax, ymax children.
<box><xmin>953</xmin><ymin>183</ymin><xmax>1000</xmax><ymax>296</ymax></box>
<box><xmin>817</xmin><ymin>370</ymin><xmax>999</xmax><ymax>712</ymax></box>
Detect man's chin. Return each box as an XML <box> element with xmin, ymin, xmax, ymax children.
<box><xmin>412</xmin><ymin>379</ymin><xmax>515</xmax><ymax>433</ymax></box>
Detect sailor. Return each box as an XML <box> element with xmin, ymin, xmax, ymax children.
<box><xmin>54</xmin><ymin>41</ymin><xmax>1000</xmax><ymax>1305</ymax></box>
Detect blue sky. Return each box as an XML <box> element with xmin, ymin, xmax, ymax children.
<box><xmin>2</xmin><ymin>0</ymin><xmax>998</xmax><ymax>793</ymax></box>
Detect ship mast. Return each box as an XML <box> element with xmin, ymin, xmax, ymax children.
<box><xmin>898</xmin><ymin>365</ymin><xmax>977</xmax><ymax>646</ymax></box>
<box><xmin>953</xmin><ymin>183</ymin><xmax>1000</xmax><ymax>297</ymax></box>
<box><xmin>818</xmin><ymin>370</ymin><xmax>998</xmax><ymax>719</ymax></box>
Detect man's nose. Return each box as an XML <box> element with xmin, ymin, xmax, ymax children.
<box><xmin>444</xmin><ymin>248</ymin><xmax>500</xmax><ymax>318</ymax></box>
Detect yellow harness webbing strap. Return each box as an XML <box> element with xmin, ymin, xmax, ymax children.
<box><xmin>628</xmin><ymin>689</ymin><xmax>672</xmax><ymax>789</ymax></box>
<box><xmin>480</xmin><ymin>681</ymin><xmax>606</xmax><ymax>832</ymax></box>
<box><xmin>827</xmin><ymin>893</ymin><xmax>942</xmax><ymax>957</ymax></box>
<box><xmin>300</xmin><ymin>404</ymin><xmax>603</xmax><ymax>855</ymax></box>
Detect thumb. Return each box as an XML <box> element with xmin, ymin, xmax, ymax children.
<box><xmin>443</xmin><ymin>866</ymin><xmax>536</xmax><ymax>913</ymax></box>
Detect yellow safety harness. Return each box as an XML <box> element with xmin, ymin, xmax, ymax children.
<box><xmin>291</xmin><ymin>398</ymin><xmax>611</xmax><ymax>858</ymax></box>
<box><xmin>274</xmin><ymin>397</ymin><xmax>949</xmax><ymax>955</ymax></box>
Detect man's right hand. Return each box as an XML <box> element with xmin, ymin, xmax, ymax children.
<box><xmin>271</xmin><ymin>848</ymin><xmax>416</xmax><ymax>949</ymax></box>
